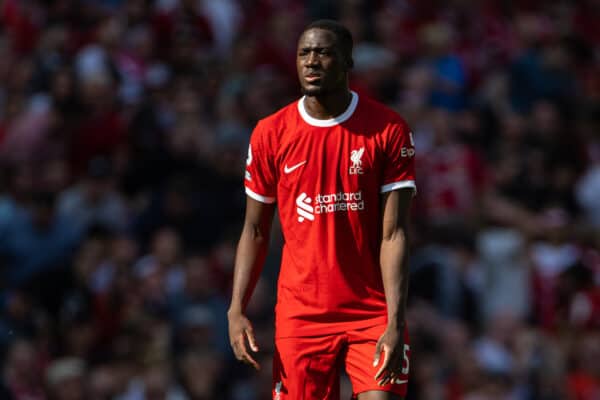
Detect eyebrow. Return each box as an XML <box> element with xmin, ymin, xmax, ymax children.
<box><xmin>298</xmin><ymin>46</ymin><xmax>334</xmax><ymax>52</ymax></box>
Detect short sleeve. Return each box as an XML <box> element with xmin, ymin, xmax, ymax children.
<box><xmin>381</xmin><ymin>121</ymin><xmax>417</xmax><ymax>194</ymax></box>
<box><xmin>244</xmin><ymin>121</ymin><xmax>277</xmax><ymax>203</ymax></box>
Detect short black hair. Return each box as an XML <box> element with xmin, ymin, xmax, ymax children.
<box><xmin>303</xmin><ymin>19</ymin><xmax>354</xmax><ymax>68</ymax></box>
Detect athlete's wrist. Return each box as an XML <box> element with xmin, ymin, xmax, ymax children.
<box><xmin>386</xmin><ymin>317</ymin><xmax>406</xmax><ymax>331</ymax></box>
<box><xmin>227</xmin><ymin>306</ymin><xmax>245</xmax><ymax>317</ymax></box>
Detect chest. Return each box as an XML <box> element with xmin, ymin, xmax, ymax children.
<box><xmin>275</xmin><ymin>127</ymin><xmax>383</xmax><ymax>191</ymax></box>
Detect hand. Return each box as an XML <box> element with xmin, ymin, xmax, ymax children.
<box><xmin>373</xmin><ymin>325</ymin><xmax>405</xmax><ymax>386</ymax></box>
<box><xmin>228</xmin><ymin>310</ymin><xmax>260</xmax><ymax>370</ymax></box>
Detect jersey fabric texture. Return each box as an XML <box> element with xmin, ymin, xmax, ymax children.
<box><xmin>244</xmin><ymin>91</ymin><xmax>416</xmax><ymax>338</ymax></box>
<box><xmin>273</xmin><ymin>324</ymin><xmax>410</xmax><ymax>399</ymax></box>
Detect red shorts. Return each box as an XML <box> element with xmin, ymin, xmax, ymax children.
<box><xmin>272</xmin><ymin>324</ymin><xmax>410</xmax><ymax>399</ymax></box>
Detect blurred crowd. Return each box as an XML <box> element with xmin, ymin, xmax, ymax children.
<box><xmin>0</xmin><ymin>0</ymin><xmax>599</xmax><ymax>399</ymax></box>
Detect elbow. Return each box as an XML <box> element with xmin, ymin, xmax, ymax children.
<box><xmin>246</xmin><ymin>222</ymin><xmax>268</xmax><ymax>243</ymax></box>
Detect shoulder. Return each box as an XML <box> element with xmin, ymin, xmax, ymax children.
<box><xmin>251</xmin><ymin>99</ymin><xmax>300</xmax><ymax>153</ymax></box>
<box><xmin>355</xmin><ymin>94</ymin><xmax>410</xmax><ymax>136</ymax></box>
<box><xmin>360</xmin><ymin>95</ymin><xmax>406</xmax><ymax>123</ymax></box>
<box><xmin>255</xmin><ymin>99</ymin><xmax>300</xmax><ymax>132</ymax></box>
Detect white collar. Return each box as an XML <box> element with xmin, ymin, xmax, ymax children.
<box><xmin>297</xmin><ymin>91</ymin><xmax>359</xmax><ymax>127</ymax></box>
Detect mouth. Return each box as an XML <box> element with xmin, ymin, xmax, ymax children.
<box><xmin>304</xmin><ymin>74</ymin><xmax>322</xmax><ymax>83</ymax></box>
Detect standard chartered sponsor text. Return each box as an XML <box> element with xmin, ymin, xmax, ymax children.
<box><xmin>314</xmin><ymin>191</ymin><xmax>365</xmax><ymax>214</ymax></box>
<box><xmin>295</xmin><ymin>191</ymin><xmax>365</xmax><ymax>222</ymax></box>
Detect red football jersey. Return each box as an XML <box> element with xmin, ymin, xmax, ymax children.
<box><xmin>244</xmin><ymin>91</ymin><xmax>416</xmax><ymax>337</ymax></box>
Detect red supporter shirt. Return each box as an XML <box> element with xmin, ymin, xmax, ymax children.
<box><xmin>245</xmin><ymin>91</ymin><xmax>416</xmax><ymax>337</ymax></box>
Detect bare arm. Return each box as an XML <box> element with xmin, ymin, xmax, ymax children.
<box><xmin>374</xmin><ymin>188</ymin><xmax>413</xmax><ymax>385</ymax></box>
<box><xmin>380</xmin><ymin>188</ymin><xmax>412</xmax><ymax>329</ymax></box>
<box><xmin>229</xmin><ymin>197</ymin><xmax>275</xmax><ymax>312</ymax></box>
<box><xmin>228</xmin><ymin>196</ymin><xmax>275</xmax><ymax>369</ymax></box>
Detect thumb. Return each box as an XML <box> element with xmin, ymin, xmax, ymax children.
<box><xmin>373</xmin><ymin>340</ymin><xmax>382</xmax><ymax>366</ymax></box>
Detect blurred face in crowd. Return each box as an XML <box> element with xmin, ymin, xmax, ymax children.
<box><xmin>577</xmin><ymin>333</ymin><xmax>600</xmax><ymax>375</ymax></box>
<box><xmin>50</xmin><ymin>375</ymin><xmax>85</xmax><ymax>400</ymax></box>
<box><xmin>10</xmin><ymin>164</ymin><xmax>34</xmax><ymax>197</ymax></box>
<box><xmin>42</xmin><ymin>158</ymin><xmax>70</xmax><ymax>193</ymax></box>
<box><xmin>80</xmin><ymin>74</ymin><xmax>115</xmax><ymax>111</ymax></box>
<box><xmin>6</xmin><ymin>339</ymin><xmax>38</xmax><ymax>382</ymax></box>
<box><xmin>128</xmin><ymin>26</ymin><xmax>154</xmax><ymax>61</ymax></box>
<box><xmin>125</xmin><ymin>0</ymin><xmax>149</xmax><ymax>24</ymax></box>
<box><xmin>51</xmin><ymin>69</ymin><xmax>75</xmax><ymax>102</ymax></box>
<box><xmin>111</xmin><ymin>235</ymin><xmax>139</xmax><ymax>267</ymax></box>
<box><xmin>531</xmin><ymin>100</ymin><xmax>560</xmax><ymax>136</ymax></box>
<box><xmin>185</xmin><ymin>255</ymin><xmax>215</xmax><ymax>297</ymax></box>
<box><xmin>97</xmin><ymin>16</ymin><xmax>123</xmax><ymax>50</ymax></box>
<box><xmin>88</xmin><ymin>366</ymin><xmax>118</xmax><ymax>400</ymax></box>
<box><xmin>431</xmin><ymin>108</ymin><xmax>454</xmax><ymax>145</ymax></box>
<box><xmin>174</xmin><ymin>86</ymin><xmax>200</xmax><ymax>116</ymax></box>
<box><xmin>84</xmin><ymin>177</ymin><xmax>112</xmax><ymax>203</ymax></box>
<box><xmin>296</xmin><ymin>28</ymin><xmax>349</xmax><ymax>96</ymax></box>
<box><xmin>178</xmin><ymin>351</ymin><xmax>224</xmax><ymax>399</ymax></box>
<box><xmin>30</xmin><ymin>193</ymin><xmax>56</xmax><ymax>229</ymax></box>
<box><xmin>64</xmin><ymin>321</ymin><xmax>95</xmax><ymax>358</ymax></box>
<box><xmin>142</xmin><ymin>363</ymin><xmax>170</xmax><ymax>400</ymax></box>
<box><xmin>151</xmin><ymin>228</ymin><xmax>180</xmax><ymax>266</ymax></box>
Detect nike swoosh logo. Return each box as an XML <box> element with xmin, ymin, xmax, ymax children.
<box><xmin>393</xmin><ymin>379</ymin><xmax>408</xmax><ymax>385</ymax></box>
<box><xmin>284</xmin><ymin>161</ymin><xmax>306</xmax><ymax>174</ymax></box>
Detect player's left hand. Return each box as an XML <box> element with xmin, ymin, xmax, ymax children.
<box><xmin>373</xmin><ymin>324</ymin><xmax>405</xmax><ymax>386</ymax></box>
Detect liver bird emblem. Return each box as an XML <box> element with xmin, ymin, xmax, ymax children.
<box><xmin>350</xmin><ymin>147</ymin><xmax>365</xmax><ymax>168</ymax></box>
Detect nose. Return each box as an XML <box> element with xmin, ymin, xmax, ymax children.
<box><xmin>305</xmin><ymin>51</ymin><xmax>319</xmax><ymax>67</ymax></box>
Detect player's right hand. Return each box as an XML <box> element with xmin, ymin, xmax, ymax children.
<box><xmin>228</xmin><ymin>310</ymin><xmax>260</xmax><ymax>370</ymax></box>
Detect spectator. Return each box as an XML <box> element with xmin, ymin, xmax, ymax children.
<box><xmin>116</xmin><ymin>360</ymin><xmax>187</xmax><ymax>400</ymax></box>
<box><xmin>3</xmin><ymin>338</ymin><xmax>46</xmax><ymax>400</ymax></box>
<box><xmin>168</xmin><ymin>254</ymin><xmax>229</xmax><ymax>355</ymax></box>
<box><xmin>0</xmin><ymin>191</ymin><xmax>82</xmax><ymax>295</ymax></box>
<box><xmin>58</xmin><ymin>156</ymin><xmax>129</xmax><ymax>234</ymax></box>
<box><xmin>45</xmin><ymin>357</ymin><xmax>86</xmax><ymax>400</ymax></box>
<box><xmin>87</xmin><ymin>364</ymin><xmax>119</xmax><ymax>400</ymax></box>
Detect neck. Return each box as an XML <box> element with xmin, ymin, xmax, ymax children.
<box><xmin>303</xmin><ymin>88</ymin><xmax>352</xmax><ymax>120</ymax></box>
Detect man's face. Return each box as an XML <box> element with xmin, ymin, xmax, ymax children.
<box><xmin>296</xmin><ymin>28</ymin><xmax>348</xmax><ymax>96</ymax></box>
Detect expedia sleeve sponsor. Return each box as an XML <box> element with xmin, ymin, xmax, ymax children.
<box><xmin>401</xmin><ymin>146</ymin><xmax>415</xmax><ymax>158</ymax></box>
<box><xmin>381</xmin><ymin>124</ymin><xmax>416</xmax><ymax>192</ymax></box>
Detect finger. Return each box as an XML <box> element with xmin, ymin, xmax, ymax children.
<box><xmin>234</xmin><ymin>334</ymin><xmax>250</xmax><ymax>357</ymax></box>
<box><xmin>373</xmin><ymin>341</ymin><xmax>382</xmax><ymax>367</ymax></box>
<box><xmin>231</xmin><ymin>335</ymin><xmax>244</xmax><ymax>359</ymax></box>
<box><xmin>245</xmin><ymin>328</ymin><xmax>259</xmax><ymax>352</ymax></box>
<box><xmin>374</xmin><ymin>345</ymin><xmax>390</xmax><ymax>380</ymax></box>
<box><xmin>378</xmin><ymin>373</ymin><xmax>392</xmax><ymax>387</ymax></box>
<box><xmin>387</xmin><ymin>372</ymin><xmax>397</xmax><ymax>386</ymax></box>
<box><xmin>236</xmin><ymin>339</ymin><xmax>260</xmax><ymax>370</ymax></box>
<box><xmin>242</xmin><ymin>351</ymin><xmax>261</xmax><ymax>370</ymax></box>
<box><xmin>380</xmin><ymin>370</ymin><xmax>399</xmax><ymax>386</ymax></box>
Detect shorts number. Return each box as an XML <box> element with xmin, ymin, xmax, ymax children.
<box><xmin>401</xmin><ymin>344</ymin><xmax>410</xmax><ymax>375</ymax></box>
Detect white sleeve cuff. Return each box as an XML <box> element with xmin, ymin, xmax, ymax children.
<box><xmin>380</xmin><ymin>180</ymin><xmax>417</xmax><ymax>195</ymax></box>
<box><xmin>245</xmin><ymin>187</ymin><xmax>276</xmax><ymax>204</ymax></box>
